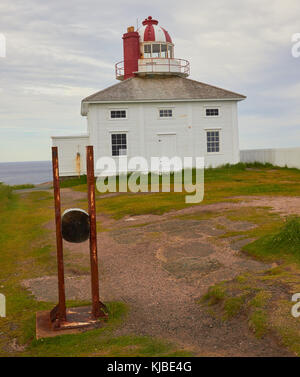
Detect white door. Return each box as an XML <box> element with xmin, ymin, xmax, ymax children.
<box><xmin>157</xmin><ymin>134</ymin><xmax>177</xmax><ymax>172</ymax></box>
<box><xmin>158</xmin><ymin>134</ymin><xmax>177</xmax><ymax>157</ymax></box>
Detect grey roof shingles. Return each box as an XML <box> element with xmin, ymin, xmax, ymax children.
<box><xmin>82</xmin><ymin>76</ymin><xmax>246</xmax><ymax>104</ymax></box>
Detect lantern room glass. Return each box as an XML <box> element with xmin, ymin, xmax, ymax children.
<box><xmin>161</xmin><ymin>44</ymin><xmax>167</xmax><ymax>58</ymax></box>
<box><xmin>152</xmin><ymin>44</ymin><xmax>160</xmax><ymax>58</ymax></box>
<box><xmin>143</xmin><ymin>43</ymin><xmax>174</xmax><ymax>58</ymax></box>
<box><xmin>144</xmin><ymin>44</ymin><xmax>151</xmax><ymax>58</ymax></box>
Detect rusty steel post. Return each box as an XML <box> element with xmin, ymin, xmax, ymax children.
<box><xmin>51</xmin><ymin>147</ymin><xmax>67</xmax><ymax>322</ymax></box>
<box><xmin>86</xmin><ymin>145</ymin><xmax>103</xmax><ymax>318</ymax></box>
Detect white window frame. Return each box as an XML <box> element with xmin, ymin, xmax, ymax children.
<box><xmin>142</xmin><ymin>42</ymin><xmax>174</xmax><ymax>59</ymax></box>
<box><xmin>157</xmin><ymin>106</ymin><xmax>175</xmax><ymax>120</ymax></box>
<box><xmin>204</xmin><ymin>106</ymin><xmax>221</xmax><ymax>118</ymax></box>
<box><xmin>158</xmin><ymin>108</ymin><xmax>173</xmax><ymax>119</ymax></box>
<box><xmin>108</xmin><ymin>108</ymin><xmax>128</xmax><ymax>120</ymax></box>
<box><xmin>205</xmin><ymin>128</ymin><xmax>222</xmax><ymax>154</ymax></box>
<box><xmin>110</xmin><ymin>131</ymin><xmax>128</xmax><ymax>157</ymax></box>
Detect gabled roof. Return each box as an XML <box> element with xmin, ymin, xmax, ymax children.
<box><xmin>81</xmin><ymin>76</ymin><xmax>246</xmax><ymax>115</ymax></box>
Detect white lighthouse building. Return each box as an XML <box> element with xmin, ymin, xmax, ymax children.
<box><xmin>52</xmin><ymin>16</ymin><xmax>246</xmax><ymax>176</ymax></box>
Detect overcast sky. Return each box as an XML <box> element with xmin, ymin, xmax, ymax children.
<box><xmin>0</xmin><ymin>0</ymin><xmax>299</xmax><ymax>162</ymax></box>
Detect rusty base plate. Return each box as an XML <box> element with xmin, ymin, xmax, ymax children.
<box><xmin>36</xmin><ymin>306</ymin><xmax>105</xmax><ymax>339</ymax></box>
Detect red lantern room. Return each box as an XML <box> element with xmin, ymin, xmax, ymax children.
<box><xmin>115</xmin><ymin>16</ymin><xmax>190</xmax><ymax>80</ymax></box>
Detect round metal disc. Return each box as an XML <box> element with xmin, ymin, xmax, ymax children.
<box><xmin>61</xmin><ymin>208</ymin><xmax>90</xmax><ymax>243</ymax></box>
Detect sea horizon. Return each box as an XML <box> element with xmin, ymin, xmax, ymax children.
<box><xmin>0</xmin><ymin>160</ymin><xmax>52</xmax><ymax>185</ymax></box>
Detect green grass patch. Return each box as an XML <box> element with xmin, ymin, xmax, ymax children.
<box><xmin>244</xmin><ymin>217</ymin><xmax>300</xmax><ymax>264</ymax></box>
<box><xmin>200</xmin><ymin>275</ymin><xmax>271</xmax><ymax>338</ymax></box>
<box><xmin>0</xmin><ymin>182</ymin><xmax>13</xmax><ymax>207</ymax></box>
<box><xmin>249</xmin><ymin>291</ymin><xmax>271</xmax><ymax>308</ymax></box>
<box><xmin>248</xmin><ymin>309</ymin><xmax>268</xmax><ymax>338</ymax></box>
<box><xmin>90</xmin><ymin>164</ymin><xmax>300</xmax><ymax>219</ymax></box>
<box><xmin>201</xmin><ymin>284</ymin><xmax>226</xmax><ymax>305</ymax></box>
<box><xmin>11</xmin><ymin>184</ymin><xmax>35</xmax><ymax>190</ymax></box>
<box><xmin>60</xmin><ymin>175</ymin><xmax>87</xmax><ymax>188</ymax></box>
<box><xmin>223</xmin><ymin>295</ymin><xmax>246</xmax><ymax>320</ymax></box>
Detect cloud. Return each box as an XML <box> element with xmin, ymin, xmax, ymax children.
<box><xmin>22</xmin><ymin>85</ymin><xmax>99</xmax><ymax>97</ymax></box>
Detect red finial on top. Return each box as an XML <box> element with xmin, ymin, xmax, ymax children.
<box><xmin>142</xmin><ymin>16</ymin><xmax>158</xmax><ymax>26</ymax></box>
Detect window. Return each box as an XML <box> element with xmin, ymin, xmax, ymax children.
<box><xmin>111</xmin><ymin>133</ymin><xmax>127</xmax><ymax>156</ymax></box>
<box><xmin>110</xmin><ymin>110</ymin><xmax>126</xmax><ymax>119</ymax></box>
<box><xmin>144</xmin><ymin>44</ymin><xmax>151</xmax><ymax>58</ymax></box>
<box><xmin>159</xmin><ymin>109</ymin><xmax>173</xmax><ymax>118</ymax></box>
<box><xmin>161</xmin><ymin>44</ymin><xmax>167</xmax><ymax>58</ymax></box>
<box><xmin>143</xmin><ymin>43</ymin><xmax>173</xmax><ymax>58</ymax></box>
<box><xmin>206</xmin><ymin>130</ymin><xmax>220</xmax><ymax>153</ymax></box>
<box><xmin>152</xmin><ymin>44</ymin><xmax>160</xmax><ymax>58</ymax></box>
<box><xmin>206</xmin><ymin>108</ymin><xmax>219</xmax><ymax>117</ymax></box>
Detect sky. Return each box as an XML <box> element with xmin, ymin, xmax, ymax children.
<box><xmin>0</xmin><ymin>0</ymin><xmax>300</xmax><ymax>162</ymax></box>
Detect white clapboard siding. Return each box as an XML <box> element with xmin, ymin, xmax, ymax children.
<box><xmin>87</xmin><ymin>100</ymin><xmax>240</xmax><ymax>172</ymax></box>
<box><xmin>51</xmin><ymin>100</ymin><xmax>241</xmax><ymax>176</ymax></box>
<box><xmin>51</xmin><ymin>135</ymin><xmax>90</xmax><ymax>176</ymax></box>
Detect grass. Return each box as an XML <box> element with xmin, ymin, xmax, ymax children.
<box><xmin>223</xmin><ymin>296</ymin><xmax>246</xmax><ymax>319</ymax></box>
<box><xmin>244</xmin><ymin>217</ymin><xmax>300</xmax><ymax>264</ymax></box>
<box><xmin>60</xmin><ymin>175</ymin><xmax>87</xmax><ymax>188</ymax></box>
<box><xmin>0</xmin><ymin>182</ymin><xmax>13</xmax><ymax>207</ymax></box>
<box><xmin>248</xmin><ymin>309</ymin><xmax>268</xmax><ymax>338</ymax></box>
<box><xmin>201</xmin><ymin>284</ymin><xmax>226</xmax><ymax>305</ymax></box>
<box><xmin>11</xmin><ymin>184</ymin><xmax>35</xmax><ymax>190</ymax></box>
<box><xmin>270</xmin><ymin>217</ymin><xmax>300</xmax><ymax>252</ymax></box>
<box><xmin>89</xmin><ymin>163</ymin><xmax>300</xmax><ymax>219</ymax></box>
<box><xmin>48</xmin><ymin>162</ymin><xmax>300</xmax><ymax>219</ymax></box>
<box><xmin>201</xmin><ymin>274</ymin><xmax>272</xmax><ymax>338</ymax></box>
<box><xmin>0</xmin><ymin>183</ymin><xmax>192</xmax><ymax>357</ymax></box>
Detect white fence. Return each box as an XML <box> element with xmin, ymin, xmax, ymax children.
<box><xmin>240</xmin><ymin>147</ymin><xmax>300</xmax><ymax>169</ymax></box>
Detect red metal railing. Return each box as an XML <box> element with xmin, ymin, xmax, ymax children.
<box><xmin>115</xmin><ymin>58</ymin><xmax>190</xmax><ymax>79</ymax></box>
<box><xmin>115</xmin><ymin>60</ymin><xmax>125</xmax><ymax>78</ymax></box>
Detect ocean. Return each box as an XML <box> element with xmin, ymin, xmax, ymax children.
<box><xmin>0</xmin><ymin>161</ymin><xmax>52</xmax><ymax>185</ymax></box>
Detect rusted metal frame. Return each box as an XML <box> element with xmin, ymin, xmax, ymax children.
<box><xmin>51</xmin><ymin>147</ymin><xmax>66</xmax><ymax>323</ymax></box>
<box><xmin>86</xmin><ymin>146</ymin><xmax>106</xmax><ymax>319</ymax></box>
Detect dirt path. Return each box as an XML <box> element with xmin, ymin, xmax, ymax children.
<box><xmin>24</xmin><ymin>192</ymin><xmax>300</xmax><ymax>356</ymax></box>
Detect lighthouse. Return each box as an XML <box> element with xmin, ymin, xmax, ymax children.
<box><xmin>52</xmin><ymin>16</ymin><xmax>246</xmax><ymax>176</ymax></box>
<box><xmin>116</xmin><ymin>16</ymin><xmax>189</xmax><ymax>80</ymax></box>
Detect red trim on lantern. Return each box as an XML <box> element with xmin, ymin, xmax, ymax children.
<box><xmin>142</xmin><ymin>16</ymin><xmax>158</xmax><ymax>26</ymax></box>
<box><xmin>161</xmin><ymin>27</ymin><xmax>172</xmax><ymax>43</ymax></box>
<box><xmin>144</xmin><ymin>24</ymin><xmax>155</xmax><ymax>41</ymax></box>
